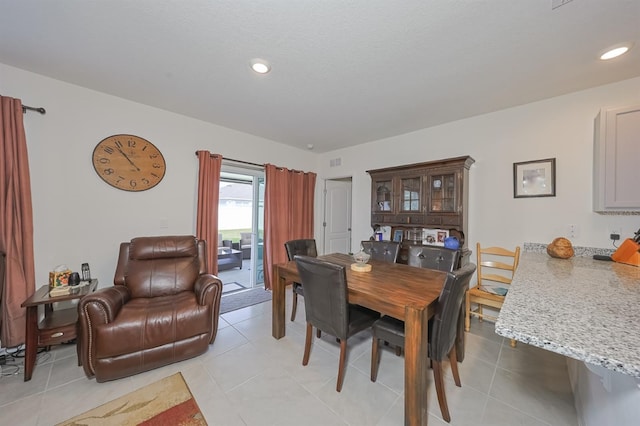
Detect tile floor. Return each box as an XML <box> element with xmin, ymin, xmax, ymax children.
<box><xmin>0</xmin><ymin>292</ymin><xmax>577</xmax><ymax>426</ymax></box>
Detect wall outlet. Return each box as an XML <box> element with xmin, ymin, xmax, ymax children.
<box><xmin>567</xmin><ymin>224</ymin><xmax>579</xmax><ymax>239</ymax></box>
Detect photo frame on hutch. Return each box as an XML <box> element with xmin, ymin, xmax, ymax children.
<box><xmin>393</xmin><ymin>229</ymin><xmax>403</xmax><ymax>242</ymax></box>
<box><xmin>513</xmin><ymin>158</ymin><xmax>556</xmax><ymax>198</ymax></box>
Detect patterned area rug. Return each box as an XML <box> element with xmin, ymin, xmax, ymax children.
<box><xmin>57</xmin><ymin>373</ymin><xmax>206</xmax><ymax>425</ymax></box>
<box><xmin>220</xmin><ymin>287</ymin><xmax>272</xmax><ymax>314</ymax></box>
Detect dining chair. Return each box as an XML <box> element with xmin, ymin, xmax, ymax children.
<box><xmin>361</xmin><ymin>240</ymin><xmax>400</xmax><ymax>263</ymax></box>
<box><xmin>294</xmin><ymin>255</ymin><xmax>380</xmax><ymax>392</ymax></box>
<box><xmin>465</xmin><ymin>243</ymin><xmax>520</xmax><ymax>347</ymax></box>
<box><xmin>407</xmin><ymin>245</ymin><xmax>459</xmax><ymax>271</ymax></box>
<box><xmin>284</xmin><ymin>239</ymin><xmax>317</xmax><ymax>321</ymax></box>
<box><xmin>370</xmin><ymin>263</ymin><xmax>476</xmax><ymax>423</ymax></box>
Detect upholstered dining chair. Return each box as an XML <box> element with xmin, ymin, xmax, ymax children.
<box><xmin>284</xmin><ymin>239</ymin><xmax>317</xmax><ymax>321</ymax></box>
<box><xmin>370</xmin><ymin>263</ymin><xmax>476</xmax><ymax>423</ymax></box>
<box><xmin>407</xmin><ymin>245</ymin><xmax>459</xmax><ymax>271</ymax></box>
<box><xmin>465</xmin><ymin>243</ymin><xmax>520</xmax><ymax>347</ymax></box>
<box><xmin>294</xmin><ymin>255</ymin><xmax>380</xmax><ymax>392</ymax></box>
<box><xmin>361</xmin><ymin>240</ymin><xmax>400</xmax><ymax>263</ymax></box>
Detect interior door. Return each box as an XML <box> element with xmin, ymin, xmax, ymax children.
<box><xmin>323</xmin><ymin>178</ymin><xmax>352</xmax><ymax>254</ymax></box>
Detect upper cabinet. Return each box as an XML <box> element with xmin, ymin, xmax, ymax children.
<box><xmin>367</xmin><ymin>156</ymin><xmax>475</xmax><ymax>245</ymax></box>
<box><xmin>593</xmin><ymin>104</ymin><xmax>640</xmax><ymax>213</ymax></box>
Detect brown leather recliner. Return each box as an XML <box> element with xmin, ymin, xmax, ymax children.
<box><xmin>78</xmin><ymin>235</ymin><xmax>222</xmax><ymax>382</ymax></box>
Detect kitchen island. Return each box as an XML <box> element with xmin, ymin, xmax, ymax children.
<box><xmin>495</xmin><ymin>243</ymin><xmax>640</xmax><ymax>377</ymax></box>
<box><xmin>495</xmin><ymin>243</ymin><xmax>640</xmax><ymax>425</ymax></box>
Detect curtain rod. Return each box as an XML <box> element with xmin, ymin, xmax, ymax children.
<box><xmin>194</xmin><ymin>151</ymin><xmax>263</xmax><ymax>168</ymax></box>
<box><xmin>22</xmin><ymin>105</ymin><xmax>46</xmax><ymax>114</ymax></box>
<box><xmin>194</xmin><ymin>151</ymin><xmax>309</xmax><ymax>174</ymax></box>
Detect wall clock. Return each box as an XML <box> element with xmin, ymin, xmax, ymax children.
<box><xmin>92</xmin><ymin>134</ymin><xmax>166</xmax><ymax>192</ymax></box>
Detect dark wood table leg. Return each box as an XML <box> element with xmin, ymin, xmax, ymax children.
<box><xmin>404</xmin><ymin>304</ymin><xmax>430</xmax><ymax>426</ymax></box>
<box><xmin>272</xmin><ymin>266</ymin><xmax>286</xmax><ymax>339</ymax></box>
<box><xmin>24</xmin><ymin>305</ymin><xmax>38</xmax><ymax>381</ymax></box>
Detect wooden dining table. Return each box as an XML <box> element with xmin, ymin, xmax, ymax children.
<box><xmin>272</xmin><ymin>253</ymin><xmax>448</xmax><ymax>426</ymax></box>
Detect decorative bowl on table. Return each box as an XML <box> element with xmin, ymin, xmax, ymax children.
<box><xmin>351</xmin><ymin>250</ymin><xmax>372</xmax><ymax>272</ymax></box>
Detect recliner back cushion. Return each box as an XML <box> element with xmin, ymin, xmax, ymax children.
<box><xmin>125</xmin><ymin>236</ymin><xmax>199</xmax><ymax>298</ymax></box>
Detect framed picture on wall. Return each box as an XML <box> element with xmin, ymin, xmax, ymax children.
<box><xmin>513</xmin><ymin>158</ymin><xmax>556</xmax><ymax>198</ymax></box>
<box><xmin>393</xmin><ymin>229</ymin><xmax>403</xmax><ymax>242</ymax></box>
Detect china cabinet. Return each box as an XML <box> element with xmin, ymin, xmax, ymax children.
<box><xmin>367</xmin><ymin>156</ymin><xmax>474</xmax><ymax>264</ymax></box>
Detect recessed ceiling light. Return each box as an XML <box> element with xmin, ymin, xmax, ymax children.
<box><xmin>250</xmin><ymin>59</ymin><xmax>271</xmax><ymax>74</ymax></box>
<box><xmin>600</xmin><ymin>45</ymin><xmax>632</xmax><ymax>60</ymax></box>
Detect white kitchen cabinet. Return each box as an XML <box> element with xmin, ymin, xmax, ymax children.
<box><xmin>593</xmin><ymin>104</ymin><xmax>640</xmax><ymax>213</ymax></box>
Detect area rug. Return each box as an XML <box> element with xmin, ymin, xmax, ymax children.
<box><xmin>57</xmin><ymin>372</ymin><xmax>206</xmax><ymax>425</ymax></box>
<box><xmin>222</xmin><ymin>281</ymin><xmax>248</xmax><ymax>295</ymax></box>
<box><xmin>220</xmin><ymin>287</ymin><xmax>272</xmax><ymax>314</ymax></box>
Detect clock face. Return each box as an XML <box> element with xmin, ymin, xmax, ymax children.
<box><xmin>92</xmin><ymin>134</ymin><xmax>166</xmax><ymax>192</ymax></box>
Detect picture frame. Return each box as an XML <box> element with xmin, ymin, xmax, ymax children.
<box><xmin>436</xmin><ymin>230</ymin><xmax>449</xmax><ymax>245</ymax></box>
<box><xmin>422</xmin><ymin>228</ymin><xmax>446</xmax><ymax>246</ymax></box>
<box><xmin>393</xmin><ymin>229</ymin><xmax>403</xmax><ymax>242</ymax></box>
<box><xmin>513</xmin><ymin>158</ymin><xmax>556</xmax><ymax>198</ymax></box>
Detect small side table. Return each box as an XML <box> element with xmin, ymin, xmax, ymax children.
<box><xmin>20</xmin><ymin>279</ymin><xmax>98</xmax><ymax>381</ymax></box>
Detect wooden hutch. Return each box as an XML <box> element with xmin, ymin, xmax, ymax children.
<box><xmin>366</xmin><ymin>155</ymin><xmax>475</xmax><ymax>265</ymax></box>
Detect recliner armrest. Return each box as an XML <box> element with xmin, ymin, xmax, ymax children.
<box><xmin>79</xmin><ymin>285</ymin><xmax>131</xmax><ymax>325</ymax></box>
<box><xmin>194</xmin><ymin>274</ymin><xmax>223</xmax><ymax>306</ymax></box>
<box><xmin>77</xmin><ymin>285</ymin><xmax>130</xmax><ymax>378</ymax></box>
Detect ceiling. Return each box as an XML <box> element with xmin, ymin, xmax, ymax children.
<box><xmin>1</xmin><ymin>1</ymin><xmax>639</xmax><ymax>153</ymax></box>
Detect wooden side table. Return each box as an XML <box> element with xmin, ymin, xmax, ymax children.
<box><xmin>20</xmin><ymin>279</ymin><xmax>98</xmax><ymax>381</ymax></box>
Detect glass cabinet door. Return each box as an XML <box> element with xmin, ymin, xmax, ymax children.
<box><xmin>375</xmin><ymin>180</ymin><xmax>393</xmax><ymax>212</ymax></box>
<box><xmin>429</xmin><ymin>174</ymin><xmax>456</xmax><ymax>212</ymax></box>
<box><xmin>400</xmin><ymin>176</ymin><xmax>421</xmax><ymax>212</ymax></box>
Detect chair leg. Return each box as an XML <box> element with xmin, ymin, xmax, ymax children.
<box><xmin>432</xmin><ymin>360</ymin><xmax>451</xmax><ymax>423</ymax></box>
<box><xmin>464</xmin><ymin>291</ymin><xmax>471</xmax><ymax>332</ymax></box>
<box><xmin>448</xmin><ymin>345</ymin><xmax>461</xmax><ymax>387</ymax></box>
<box><xmin>336</xmin><ymin>339</ymin><xmax>347</xmax><ymax>392</ymax></box>
<box><xmin>395</xmin><ymin>346</ymin><xmax>402</xmax><ymax>356</ymax></box>
<box><xmin>302</xmin><ymin>323</ymin><xmax>313</xmax><ymax>366</ymax></box>
<box><xmin>371</xmin><ymin>337</ymin><xmax>380</xmax><ymax>382</ymax></box>
<box><xmin>317</xmin><ymin>329</ymin><xmax>322</xmax><ymax>338</ymax></box>
<box><xmin>510</xmin><ymin>339</ymin><xmax>517</xmax><ymax>348</ymax></box>
<box><xmin>478</xmin><ymin>304</ymin><xmax>483</xmax><ymax>322</ymax></box>
<box><xmin>290</xmin><ymin>289</ymin><xmax>298</xmax><ymax>321</ymax></box>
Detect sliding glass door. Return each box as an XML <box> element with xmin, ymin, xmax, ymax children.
<box><xmin>218</xmin><ymin>166</ymin><xmax>264</xmax><ymax>290</ymax></box>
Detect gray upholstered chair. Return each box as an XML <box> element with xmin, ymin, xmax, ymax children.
<box><xmin>239</xmin><ymin>232</ymin><xmax>252</xmax><ymax>259</ymax></box>
<box><xmin>218</xmin><ymin>233</ymin><xmax>232</xmax><ymax>249</ymax></box>
<box><xmin>361</xmin><ymin>240</ymin><xmax>400</xmax><ymax>263</ymax></box>
<box><xmin>407</xmin><ymin>245</ymin><xmax>459</xmax><ymax>271</ymax></box>
<box><xmin>370</xmin><ymin>263</ymin><xmax>476</xmax><ymax>423</ymax></box>
<box><xmin>284</xmin><ymin>239</ymin><xmax>317</xmax><ymax>321</ymax></box>
<box><xmin>294</xmin><ymin>255</ymin><xmax>380</xmax><ymax>392</ymax></box>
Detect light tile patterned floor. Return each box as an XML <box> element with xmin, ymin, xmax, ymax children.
<box><xmin>0</xmin><ymin>292</ymin><xmax>577</xmax><ymax>426</ymax></box>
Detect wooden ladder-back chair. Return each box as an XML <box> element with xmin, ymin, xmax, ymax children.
<box><xmin>465</xmin><ymin>243</ymin><xmax>520</xmax><ymax>347</ymax></box>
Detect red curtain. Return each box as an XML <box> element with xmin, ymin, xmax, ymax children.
<box><xmin>196</xmin><ymin>151</ymin><xmax>222</xmax><ymax>275</ymax></box>
<box><xmin>0</xmin><ymin>96</ymin><xmax>36</xmax><ymax>347</ymax></box>
<box><xmin>263</xmin><ymin>164</ymin><xmax>316</xmax><ymax>290</ymax></box>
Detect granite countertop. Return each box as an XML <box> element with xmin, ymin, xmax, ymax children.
<box><xmin>495</xmin><ymin>243</ymin><xmax>640</xmax><ymax>378</ymax></box>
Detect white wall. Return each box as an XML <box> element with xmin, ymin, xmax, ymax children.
<box><xmin>2</xmin><ymin>62</ymin><xmax>639</xmax><ymax>287</ymax></box>
<box><xmin>0</xmin><ymin>63</ymin><xmax>315</xmax><ymax>287</ymax></box>
<box><xmin>315</xmin><ymin>77</ymin><xmax>640</xmax><ymax>254</ymax></box>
